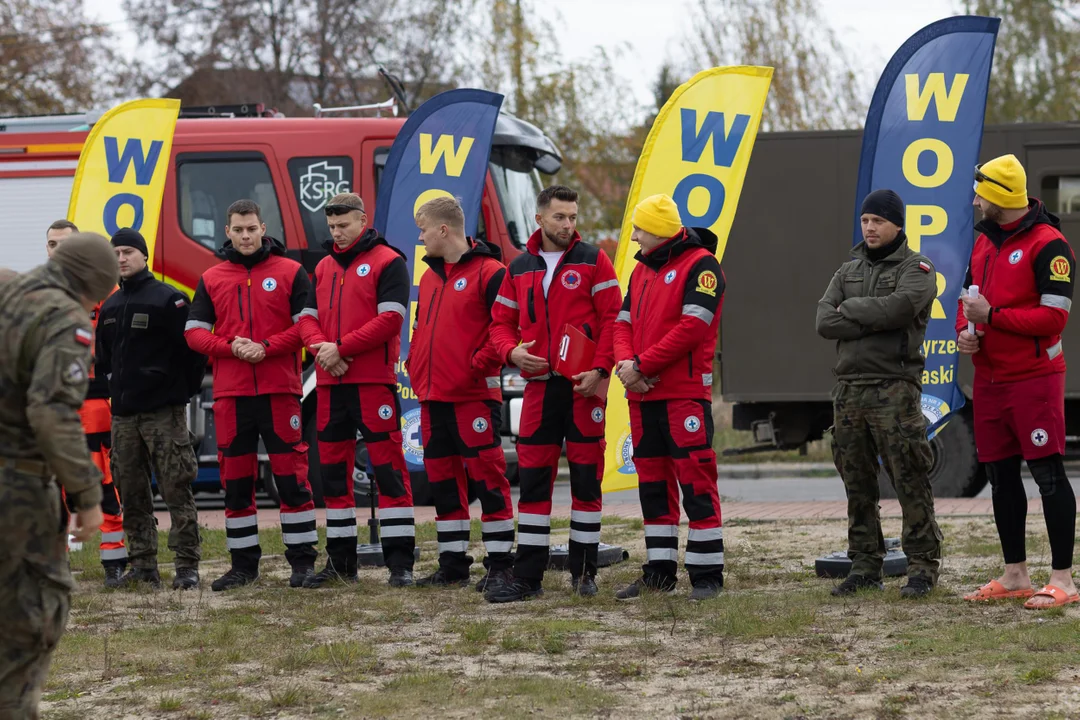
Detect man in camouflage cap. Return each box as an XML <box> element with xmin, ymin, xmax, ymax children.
<box><xmin>816</xmin><ymin>189</ymin><xmax>944</xmax><ymax>599</ymax></box>
<box><xmin>0</xmin><ymin>232</ymin><xmax>117</xmax><ymax>718</ymax></box>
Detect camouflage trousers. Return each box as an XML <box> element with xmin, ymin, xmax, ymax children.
<box><xmin>830</xmin><ymin>380</ymin><xmax>943</xmax><ymax>582</ymax></box>
<box><xmin>112</xmin><ymin>406</ymin><xmax>201</xmax><ymax>571</ymax></box>
<box><xmin>0</xmin><ymin>468</ymin><xmax>70</xmax><ymax>720</ymax></box>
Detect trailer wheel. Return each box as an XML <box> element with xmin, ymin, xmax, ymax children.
<box><xmin>878</xmin><ymin>410</ymin><xmax>983</xmax><ymax>499</ymax></box>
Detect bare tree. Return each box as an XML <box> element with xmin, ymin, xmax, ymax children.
<box><xmin>121</xmin><ymin>0</ymin><xmax>473</xmax><ymax>112</ymax></box>
<box><xmin>685</xmin><ymin>0</ymin><xmax>867</xmax><ymax>131</ymax></box>
<box><xmin>963</xmin><ymin>0</ymin><xmax>1080</xmax><ymax>124</ymax></box>
<box><xmin>0</xmin><ymin>0</ymin><xmax>114</xmax><ymax>115</ymax></box>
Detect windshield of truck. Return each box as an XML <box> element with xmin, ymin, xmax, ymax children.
<box><xmin>489</xmin><ymin>146</ymin><xmax>543</xmax><ymax>249</ymax></box>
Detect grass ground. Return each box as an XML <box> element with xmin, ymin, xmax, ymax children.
<box><xmin>45</xmin><ymin>515</ymin><xmax>1080</xmax><ymax>719</ymax></box>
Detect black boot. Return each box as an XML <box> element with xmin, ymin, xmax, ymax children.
<box><xmin>120</xmin><ymin>567</ymin><xmax>162</xmax><ymax>590</ymax></box>
<box><xmin>484</xmin><ymin>576</ymin><xmax>543</xmax><ymax>603</ymax></box>
<box><xmin>289</xmin><ymin>566</ymin><xmax>315</xmax><ymax>588</ymax></box>
<box><xmin>571</xmin><ymin>573</ymin><xmax>598</xmax><ymax>598</ymax></box>
<box><xmin>211</xmin><ymin>567</ymin><xmax>259</xmax><ymax>592</ymax></box>
<box><xmin>103</xmin><ymin>564</ymin><xmax>126</xmax><ymax>589</ymax></box>
<box><xmin>831</xmin><ymin>574</ymin><xmax>884</xmax><ymax>597</ymax></box>
<box><xmin>303</xmin><ymin>559</ymin><xmax>358</xmax><ymax>588</ymax></box>
<box><xmin>173</xmin><ymin>567</ymin><xmax>200</xmax><ymax>590</ymax></box>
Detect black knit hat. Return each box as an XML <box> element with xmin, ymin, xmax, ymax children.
<box><xmin>860</xmin><ymin>189</ymin><xmax>905</xmax><ymax>229</ymax></box>
<box><xmin>111</xmin><ymin>227</ymin><xmax>148</xmax><ymax>257</ymax></box>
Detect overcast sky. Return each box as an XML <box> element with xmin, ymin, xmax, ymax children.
<box><xmin>85</xmin><ymin>0</ymin><xmax>962</xmax><ymax>110</ymax></box>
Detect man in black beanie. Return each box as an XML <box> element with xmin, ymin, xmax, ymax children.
<box><xmin>815</xmin><ymin>189</ymin><xmax>944</xmax><ymax>599</ymax></box>
<box><xmin>96</xmin><ymin>227</ymin><xmax>206</xmax><ymax>590</ymax></box>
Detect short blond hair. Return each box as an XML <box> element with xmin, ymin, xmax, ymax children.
<box><xmin>416</xmin><ymin>196</ymin><xmax>465</xmax><ymax>232</ymax></box>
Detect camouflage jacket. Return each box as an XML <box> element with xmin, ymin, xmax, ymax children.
<box><xmin>815</xmin><ymin>236</ymin><xmax>936</xmax><ymax>387</ymax></box>
<box><xmin>0</xmin><ymin>263</ymin><xmax>102</xmax><ymax>509</ymax></box>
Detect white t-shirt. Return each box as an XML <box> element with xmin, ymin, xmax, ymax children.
<box><xmin>540</xmin><ymin>250</ymin><xmax>564</xmax><ymax>296</ymax></box>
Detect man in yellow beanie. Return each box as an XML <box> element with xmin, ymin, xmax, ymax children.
<box><xmin>959</xmin><ymin>154</ymin><xmax>1078</xmax><ymax>609</ymax></box>
<box><xmin>612</xmin><ymin>194</ymin><xmax>726</xmax><ymax>601</ymax></box>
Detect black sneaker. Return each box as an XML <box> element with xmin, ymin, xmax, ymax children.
<box><xmin>289</xmin><ymin>566</ymin><xmax>315</xmax><ymax>588</ymax></box>
<box><xmin>211</xmin><ymin>568</ymin><xmax>258</xmax><ymax>592</ymax></box>
<box><xmin>484</xmin><ymin>577</ymin><xmax>544</xmax><ymax>603</ymax></box>
<box><xmin>173</xmin><ymin>567</ymin><xmax>200</xmax><ymax>590</ymax></box>
<box><xmin>689</xmin><ymin>580</ymin><xmax>723</xmax><ymax>601</ymax></box>
<box><xmin>571</xmin><ymin>574</ymin><xmax>598</xmax><ymax>598</ymax></box>
<box><xmin>831</xmin><ymin>574</ymin><xmax>885</xmax><ymax>597</ymax></box>
<box><xmin>476</xmin><ymin>568</ymin><xmax>513</xmax><ymax>594</ymax></box>
<box><xmin>900</xmin><ymin>575</ymin><xmax>934</xmax><ymax>599</ymax></box>
<box><xmin>615</xmin><ymin>577</ymin><xmax>677</xmax><ymax>601</ymax></box>
<box><xmin>303</xmin><ymin>563</ymin><xmax>359</xmax><ymax>589</ymax></box>
<box><xmin>103</xmin><ymin>565</ymin><xmax>126</xmax><ymax>589</ymax></box>
<box><xmin>388</xmin><ymin>567</ymin><xmax>414</xmax><ymax>588</ymax></box>
<box><xmin>417</xmin><ymin>568</ymin><xmax>470</xmax><ymax>588</ymax></box>
<box><xmin>120</xmin><ymin>567</ymin><xmax>162</xmax><ymax>589</ymax></box>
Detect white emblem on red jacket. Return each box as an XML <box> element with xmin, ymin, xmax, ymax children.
<box><xmin>1009</xmin><ymin>250</ymin><xmax>1023</xmax><ymax>264</ymax></box>
<box><xmin>454</xmin><ymin>278</ymin><xmax>468</xmax><ymax>291</ymax></box>
<box><xmin>684</xmin><ymin>415</ymin><xmax>701</xmax><ymax>432</ymax></box>
<box><xmin>358</xmin><ymin>264</ymin><xmax>371</xmax><ymax>277</ymax></box>
<box><xmin>262</xmin><ymin>277</ymin><xmax>277</xmax><ymax>291</ymax></box>
<box><xmin>561</xmin><ymin>270</ymin><xmax>581</xmax><ymax>289</ymax></box>
<box><xmin>378</xmin><ymin>404</ymin><xmax>393</xmax><ymax>420</ymax></box>
<box><xmin>664</xmin><ymin>270</ymin><xmax>677</xmax><ymax>284</ymax></box>
<box><xmin>472</xmin><ymin>417</ymin><xmax>488</xmax><ymax>433</ymax></box>
<box><xmin>591</xmin><ymin>407</ymin><xmax>604</xmax><ymax>423</ymax></box>
<box><xmin>290</xmin><ymin>414</ymin><xmax>300</xmax><ymax>430</ymax></box>
<box><xmin>1031</xmin><ymin>428</ymin><xmax>1049</xmax><ymax>447</ymax></box>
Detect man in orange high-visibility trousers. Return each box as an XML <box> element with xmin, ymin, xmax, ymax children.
<box><xmin>47</xmin><ymin>219</ymin><xmax>127</xmax><ymax>587</ymax></box>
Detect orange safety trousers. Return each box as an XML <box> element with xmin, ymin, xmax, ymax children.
<box><xmin>69</xmin><ymin>398</ymin><xmax>127</xmax><ymax>565</ymax></box>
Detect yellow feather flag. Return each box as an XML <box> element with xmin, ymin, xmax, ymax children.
<box><xmin>602</xmin><ymin>67</ymin><xmax>773</xmax><ymax>493</ymax></box>
<box><xmin>67</xmin><ymin>98</ymin><xmax>181</xmax><ymax>275</ymax></box>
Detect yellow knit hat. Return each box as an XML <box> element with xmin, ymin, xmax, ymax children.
<box><xmin>974</xmin><ymin>154</ymin><xmax>1028</xmax><ymax>209</ymax></box>
<box><xmin>632</xmin><ymin>194</ymin><xmax>683</xmax><ymax>238</ymax></box>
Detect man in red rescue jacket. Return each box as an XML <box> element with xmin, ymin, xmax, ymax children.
<box><xmin>487</xmin><ymin>185</ymin><xmax>622</xmax><ymax>603</ymax></box>
<box><xmin>298</xmin><ymin>192</ymin><xmax>416</xmax><ymax>589</ymax></box>
<box><xmin>612</xmin><ymin>194</ymin><xmax>725</xmax><ymax>602</ymax></box>
<box><xmin>186</xmin><ymin>200</ymin><xmax>318</xmax><ymax>590</ymax></box>
<box><xmin>407</xmin><ymin>196</ymin><xmax>515</xmax><ymax>590</ymax></box>
<box><xmin>957</xmin><ymin>155</ymin><xmax>1078</xmax><ymax>608</ymax></box>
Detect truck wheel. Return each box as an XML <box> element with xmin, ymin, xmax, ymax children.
<box><xmin>303</xmin><ymin>418</ymin><xmax>325</xmax><ymax>508</ymax></box>
<box><xmin>505</xmin><ymin>460</ymin><xmax>520</xmax><ymax>486</ymax></box>
<box><xmin>259</xmin><ymin>462</ymin><xmax>281</xmax><ymax>505</ymax></box>
<box><xmin>878</xmin><ymin>411</ymin><xmax>982</xmax><ymax>499</ymax></box>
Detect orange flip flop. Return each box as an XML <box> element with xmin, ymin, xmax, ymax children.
<box><xmin>1023</xmin><ymin>585</ymin><xmax>1080</xmax><ymax>610</ymax></box>
<box><xmin>963</xmin><ymin>579</ymin><xmax>1035</xmax><ymax>601</ymax></box>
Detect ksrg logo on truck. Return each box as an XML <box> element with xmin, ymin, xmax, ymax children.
<box><xmin>299</xmin><ymin>161</ymin><xmax>350</xmax><ymax>212</ymax></box>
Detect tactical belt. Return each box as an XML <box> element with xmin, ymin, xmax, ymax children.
<box><xmin>1</xmin><ymin>457</ymin><xmax>51</xmax><ymax>477</ymax></box>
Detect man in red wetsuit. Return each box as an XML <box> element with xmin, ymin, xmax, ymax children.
<box><xmin>958</xmin><ymin>154</ymin><xmax>1077</xmax><ymax>608</ymax></box>
<box><xmin>407</xmin><ymin>196</ymin><xmax>515</xmax><ymax>591</ymax></box>
<box><xmin>611</xmin><ymin>194</ymin><xmax>725</xmax><ymax>602</ymax></box>
<box><xmin>186</xmin><ymin>199</ymin><xmax>317</xmax><ymax>590</ymax></box>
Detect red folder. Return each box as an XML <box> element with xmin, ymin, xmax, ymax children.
<box><xmin>554</xmin><ymin>323</ymin><xmax>596</xmax><ymax>379</ymax></box>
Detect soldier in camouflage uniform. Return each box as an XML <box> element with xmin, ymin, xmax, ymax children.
<box><xmin>815</xmin><ymin>189</ymin><xmax>944</xmax><ymax>598</ymax></box>
<box><xmin>96</xmin><ymin>229</ymin><xmax>206</xmax><ymax>591</ymax></box>
<box><xmin>0</xmin><ymin>233</ymin><xmax>117</xmax><ymax>719</ymax></box>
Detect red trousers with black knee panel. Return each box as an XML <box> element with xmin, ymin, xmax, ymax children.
<box><xmin>630</xmin><ymin>399</ymin><xmax>723</xmax><ymax>586</ymax></box>
<box><xmin>215</xmin><ymin>394</ymin><xmax>316</xmax><ymax>572</ymax></box>
<box><xmin>422</xmin><ymin>400</ymin><xmax>514</xmax><ymax>577</ymax></box>
<box><xmin>317</xmin><ymin>383</ymin><xmax>415</xmax><ymax>572</ymax></box>
<box><xmin>515</xmin><ymin>376</ymin><xmax>605</xmax><ymax>581</ymax></box>
<box><xmin>71</xmin><ymin>398</ymin><xmax>126</xmax><ymax>567</ymax></box>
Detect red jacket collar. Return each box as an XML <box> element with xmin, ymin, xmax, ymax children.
<box><xmin>526</xmin><ymin>228</ymin><xmax>581</xmax><ymax>256</ymax></box>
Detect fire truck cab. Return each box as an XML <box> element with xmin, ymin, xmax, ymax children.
<box><xmin>0</xmin><ymin>102</ymin><xmax>560</xmax><ymax>505</ymax></box>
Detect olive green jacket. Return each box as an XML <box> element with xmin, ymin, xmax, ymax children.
<box><xmin>0</xmin><ymin>262</ymin><xmax>102</xmax><ymax>509</ymax></box>
<box><xmin>815</xmin><ymin>236</ymin><xmax>936</xmax><ymax>386</ymax></box>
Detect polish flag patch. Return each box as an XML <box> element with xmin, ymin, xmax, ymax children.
<box><xmin>174</xmin><ymin>299</ymin><xmax>186</xmax><ymax>308</ymax></box>
<box><xmin>74</xmin><ymin>328</ymin><xmax>93</xmax><ymax>346</ymax></box>
<box><xmin>918</xmin><ymin>261</ymin><xmax>931</xmax><ymax>273</ymax></box>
